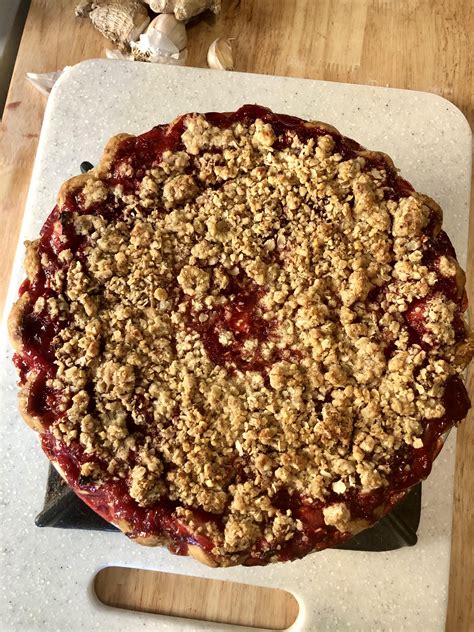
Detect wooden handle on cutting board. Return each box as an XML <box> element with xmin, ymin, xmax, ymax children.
<box><xmin>95</xmin><ymin>566</ymin><xmax>300</xmax><ymax>630</ymax></box>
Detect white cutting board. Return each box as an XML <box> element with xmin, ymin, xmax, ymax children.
<box><xmin>0</xmin><ymin>60</ymin><xmax>472</xmax><ymax>632</ymax></box>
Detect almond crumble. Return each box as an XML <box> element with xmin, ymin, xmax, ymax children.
<box><xmin>9</xmin><ymin>105</ymin><xmax>473</xmax><ymax>566</ymax></box>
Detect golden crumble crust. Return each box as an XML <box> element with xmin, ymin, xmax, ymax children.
<box><xmin>9</xmin><ymin>105</ymin><xmax>473</xmax><ymax>566</ymax></box>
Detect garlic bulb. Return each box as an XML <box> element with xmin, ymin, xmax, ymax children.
<box><xmin>207</xmin><ymin>38</ymin><xmax>234</xmax><ymax>71</ymax></box>
<box><xmin>144</xmin><ymin>0</ymin><xmax>221</xmax><ymax>21</ymax></box>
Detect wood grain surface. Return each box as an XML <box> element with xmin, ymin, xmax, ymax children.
<box><xmin>1</xmin><ymin>1</ymin><xmax>472</xmax><ymax>630</ymax></box>
<box><xmin>95</xmin><ymin>567</ymin><xmax>299</xmax><ymax>630</ymax></box>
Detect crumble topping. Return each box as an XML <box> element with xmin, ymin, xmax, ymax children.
<box><xmin>24</xmin><ymin>112</ymin><xmax>471</xmax><ymax>556</ymax></box>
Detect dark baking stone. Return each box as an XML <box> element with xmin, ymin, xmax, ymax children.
<box><xmin>36</xmin><ymin>465</ymin><xmax>421</xmax><ymax>550</ymax></box>
<box><xmin>336</xmin><ymin>486</ymin><xmax>420</xmax><ymax>550</ymax></box>
<box><xmin>80</xmin><ymin>161</ymin><xmax>94</xmax><ymax>173</ymax></box>
<box><xmin>35</xmin><ymin>466</ymin><xmax>116</xmax><ymax>532</ymax></box>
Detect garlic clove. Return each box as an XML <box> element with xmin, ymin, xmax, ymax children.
<box><xmin>207</xmin><ymin>38</ymin><xmax>234</xmax><ymax>71</ymax></box>
<box><xmin>147</xmin><ymin>14</ymin><xmax>187</xmax><ymax>51</ymax></box>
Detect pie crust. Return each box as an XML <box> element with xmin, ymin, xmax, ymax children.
<box><xmin>9</xmin><ymin>105</ymin><xmax>473</xmax><ymax>566</ymax></box>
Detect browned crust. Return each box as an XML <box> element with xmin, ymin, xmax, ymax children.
<box><xmin>57</xmin><ymin>133</ymin><xmax>132</xmax><ymax>208</ymax></box>
<box><xmin>132</xmin><ymin>534</ymin><xmax>170</xmax><ymax>547</ymax></box>
<box><xmin>9</xmin><ymin>109</ymin><xmax>473</xmax><ymax>567</ymax></box>
<box><xmin>18</xmin><ymin>371</ymin><xmax>45</xmax><ymax>433</ymax></box>
<box><xmin>455</xmin><ymin>335</ymin><xmax>474</xmax><ymax>366</ymax></box>
<box><xmin>187</xmin><ymin>545</ymin><xmax>219</xmax><ymax>567</ymax></box>
<box><xmin>24</xmin><ymin>239</ymin><xmax>41</xmax><ymax>281</ymax></box>
<box><xmin>8</xmin><ymin>291</ymin><xmax>29</xmax><ymax>354</ymax></box>
<box><xmin>418</xmin><ymin>192</ymin><xmax>444</xmax><ymax>236</ymax></box>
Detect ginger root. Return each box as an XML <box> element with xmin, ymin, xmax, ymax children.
<box><xmin>143</xmin><ymin>0</ymin><xmax>221</xmax><ymax>21</ymax></box>
<box><xmin>75</xmin><ymin>0</ymin><xmax>94</xmax><ymax>17</ymax></box>
<box><xmin>76</xmin><ymin>0</ymin><xmax>150</xmax><ymax>49</ymax></box>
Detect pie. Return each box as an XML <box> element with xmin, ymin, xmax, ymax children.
<box><xmin>9</xmin><ymin>105</ymin><xmax>473</xmax><ymax>567</ymax></box>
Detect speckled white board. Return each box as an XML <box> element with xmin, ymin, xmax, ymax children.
<box><xmin>0</xmin><ymin>60</ymin><xmax>472</xmax><ymax>632</ymax></box>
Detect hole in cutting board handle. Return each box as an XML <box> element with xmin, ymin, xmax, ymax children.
<box><xmin>95</xmin><ymin>566</ymin><xmax>299</xmax><ymax>630</ymax></box>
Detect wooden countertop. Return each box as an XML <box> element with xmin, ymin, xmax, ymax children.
<box><xmin>1</xmin><ymin>1</ymin><xmax>472</xmax><ymax>629</ymax></box>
